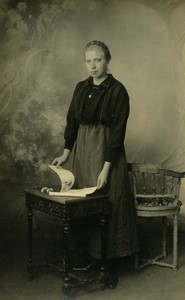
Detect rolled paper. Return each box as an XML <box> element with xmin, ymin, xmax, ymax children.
<box><xmin>49</xmin><ymin>165</ymin><xmax>75</xmax><ymax>192</ymax></box>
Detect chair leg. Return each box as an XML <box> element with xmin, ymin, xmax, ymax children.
<box><xmin>162</xmin><ymin>216</ymin><xmax>167</xmax><ymax>258</ymax></box>
<box><xmin>135</xmin><ymin>213</ymin><xmax>179</xmax><ymax>272</ymax></box>
<box><xmin>173</xmin><ymin>213</ymin><xmax>178</xmax><ymax>270</ymax></box>
<box><xmin>134</xmin><ymin>253</ymin><xmax>139</xmax><ymax>273</ymax></box>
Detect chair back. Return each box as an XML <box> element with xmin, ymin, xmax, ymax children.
<box><xmin>128</xmin><ymin>163</ymin><xmax>185</xmax><ymax>207</ymax></box>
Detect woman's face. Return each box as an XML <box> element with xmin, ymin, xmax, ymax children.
<box><xmin>84</xmin><ymin>47</ymin><xmax>108</xmax><ymax>80</ymax></box>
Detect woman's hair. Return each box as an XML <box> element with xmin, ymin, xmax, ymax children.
<box><xmin>84</xmin><ymin>40</ymin><xmax>111</xmax><ymax>62</ymax></box>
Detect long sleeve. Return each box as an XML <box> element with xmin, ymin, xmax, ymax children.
<box><xmin>105</xmin><ymin>87</ymin><xmax>129</xmax><ymax>163</ymax></box>
<box><xmin>64</xmin><ymin>83</ymin><xmax>81</xmax><ymax>150</ymax></box>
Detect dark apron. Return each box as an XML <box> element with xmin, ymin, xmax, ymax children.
<box><xmin>71</xmin><ymin>124</ymin><xmax>138</xmax><ymax>259</ymax></box>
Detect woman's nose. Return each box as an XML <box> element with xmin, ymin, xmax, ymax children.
<box><xmin>91</xmin><ymin>62</ymin><xmax>96</xmax><ymax>69</ymax></box>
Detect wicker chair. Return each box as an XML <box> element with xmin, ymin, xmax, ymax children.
<box><xmin>128</xmin><ymin>163</ymin><xmax>185</xmax><ymax>271</ymax></box>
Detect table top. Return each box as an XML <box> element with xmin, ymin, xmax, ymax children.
<box><xmin>25</xmin><ymin>188</ymin><xmax>108</xmax><ymax>205</ymax></box>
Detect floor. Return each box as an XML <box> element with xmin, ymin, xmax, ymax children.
<box><xmin>1</xmin><ymin>224</ymin><xmax>185</xmax><ymax>300</ymax></box>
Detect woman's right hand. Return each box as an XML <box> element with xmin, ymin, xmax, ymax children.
<box><xmin>51</xmin><ymin>149</ymin><xmax>71</xmax><ymax>168</ymax></box>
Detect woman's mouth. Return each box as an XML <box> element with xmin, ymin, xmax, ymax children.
<box><xmin>91</xmin><ymin>71</ymin><xmax>98</xmax><ymax>74</ymax></box>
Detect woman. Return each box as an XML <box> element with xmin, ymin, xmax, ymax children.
<box><xmin>52</xmin><ymin>40</ymin><xmax>138</xmax><ymax>287</ymax></box>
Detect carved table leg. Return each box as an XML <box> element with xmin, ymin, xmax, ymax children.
<box><xmin>100</xmin><ymin>208</ymin><xmax>107</xmax><ymax>291</ymax></box>
<box><xmin>62</xmin><ymin>205</ymin><xmax>71</xmax><ymax>296</ymax></box>
<box><xmin>27</xmin><ymin>197</ymin><xmax>33</xmax><ymax>280</ymax></box>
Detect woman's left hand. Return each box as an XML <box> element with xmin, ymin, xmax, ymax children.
<box><xmin>97</xmin><ymin>162</ymin><xmax>111</xmax><ymax>189</ymax></box>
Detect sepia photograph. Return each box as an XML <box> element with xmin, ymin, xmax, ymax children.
<box><xmin>0</xmin><ymin>0</ymin><xmax>185</xmax><ymax>299</ymax></box>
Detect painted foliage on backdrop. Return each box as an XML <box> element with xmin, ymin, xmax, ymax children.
<box><xmin>0</xmin><ymin>1</ymin><xmax>72</xmax><ymax>185</ymax></box>
<box><xmin>0</xmin><ymin>0</ymin><xmax>185</xmax><ymax>186</ymax></box>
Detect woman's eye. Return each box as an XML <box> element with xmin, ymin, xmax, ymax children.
<box><xmin>85</xmin><ymin>58</ymin><xmax>102</xmax><ymax>63</ymax></box>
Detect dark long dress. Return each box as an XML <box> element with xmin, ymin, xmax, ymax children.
<box><xmin>64</xmin><ymin>74</ymin><xmax>138</xmax><ymax>259</ymax></box>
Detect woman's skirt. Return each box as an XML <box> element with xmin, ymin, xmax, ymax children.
<box><xmin>71</xmin><ymin>124</ymin><xmax>138</xmax><ymax>259</ymax></box>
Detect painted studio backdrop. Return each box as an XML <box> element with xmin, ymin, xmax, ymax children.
<box><xmin>1</xmin><ymin>0</ymin><xmax>185</xmax><ymax>240</ymax></box>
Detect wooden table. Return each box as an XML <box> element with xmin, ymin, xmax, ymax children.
<box><xmin>25</xmin><ymin>189</ymin><xmax>108</xmax><ymax>297</ymax></box>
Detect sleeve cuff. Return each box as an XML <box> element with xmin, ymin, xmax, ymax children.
<box><xmin>64</xmin><ymin>140</ymin><xmax>74</xmax><ymax>151</ymax></box>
